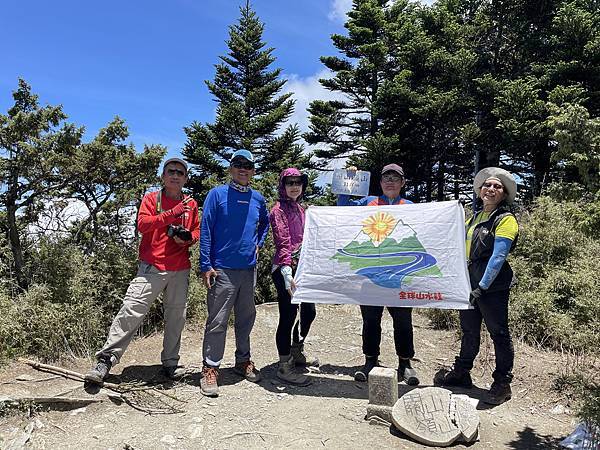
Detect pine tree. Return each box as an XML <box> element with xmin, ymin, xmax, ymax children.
<box><xmin>304</xmin><ymin>0</ymin><xmax>391</xmax><ymax>167</ymax></box>
<box><xmin>183</xmin><ymin>2</ymin><xmax>311</xmax><ymax>198</ymax></box>
<box><xmin>0</xmin><ymin>79</ymin><xmax>82</xmax><ymax>289</ymax></box>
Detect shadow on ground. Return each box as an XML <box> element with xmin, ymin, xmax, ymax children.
<box><xmin>506</xmin><ymin>426</ymin><xmax>564</xmax><ymax>449</ymax></box>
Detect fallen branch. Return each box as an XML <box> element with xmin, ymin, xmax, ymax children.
<box><xmin>220</xmin><ymin>431</ymin><xmax>278</xmax><ymax>440</ymax></box>
<box><xmin>18</xmin><ymin>358</ymin><xmax>187</xmax><ymax>414</ymax></box>
<box><xmin>18</xmin><ymin>358</ymin><xmax>122</xmax><ymax>390</ymax></box>
<box><xmin>1</xmin><ymin>396</ymin><xmax>102</xmax><ymax>406</ymax></box>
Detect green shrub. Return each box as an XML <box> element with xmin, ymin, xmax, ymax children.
<box><xmin>510</xmin><ymin>196</ymin><xmax>600</xmax><ymax>353</ymax></box>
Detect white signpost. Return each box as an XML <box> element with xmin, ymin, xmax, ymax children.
<box><xmin>331</xmin><ymin>169</ymin><xmax>371</xmax><ymax>197</ymax></box>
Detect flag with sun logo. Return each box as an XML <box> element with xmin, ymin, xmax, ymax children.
<box><xmin>292</xmin><ymin>200</ymin><xmax>471</xmax><ymax>309</ymax></box>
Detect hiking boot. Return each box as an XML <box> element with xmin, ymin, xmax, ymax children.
<box><xmin>291</xmin><ymin>342</ymin><xmax>319</xmax><ymax>367</ymax></box>
<box><xmin>441</xmin><ymin>368</ymin><xmax>473</xmax><ymax>388</ymax></box>
<box><xmin>162</xmin><ymin>365</ymin><xmax>186</xmax><ymax>381</ymax></box>
<box><xmin>354</xmin><ymin>356</ymin><xmax>379</xmax><ymax>382</ymax></box>
<box><xmin>200</xmin><ymin>365</ymin><xmax>219</xmax><ymax>397</ymax></box>
<box><xmin>84</xmin><ymin>356</ymin><xmax>112</xmax><ymax>384</ymax></box>
<box><xmin>485</xmin><ymin>381</ymin><xmax>512</xmax><ymax>405</ymax></box>
<box><xmin>277</xmin><ymin>357</ymin><xmax>311</xmax><ymax>386</ymax></box>
<box><xmin>233</xmin><ymin>360</ymin><xmax>262</xmax><ymax>383</ymax></box>
<box><xmin>398</xmin><ymin>358</ymin><xmax>420</xmax><ymax>386</ymax></box>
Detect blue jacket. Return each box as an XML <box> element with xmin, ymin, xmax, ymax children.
<box><xmin>200</xmin><ymin>184</ymin><xmax>270</xmax><ymax>272</ymax></box>
<box><xmin>337</xmin><ymin>194</ymin><xmax>413</xmax><ymax>206</ymax></box>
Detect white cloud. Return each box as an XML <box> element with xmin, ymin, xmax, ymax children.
<box><xmin>282</xmin><ymin>70</ymin><xmax>349</xmax><ymax>185</ymax></box>
<box><xmin>328</xmin><ymin>0</ymin><xmax>353</xmax><ymax>22</ymax></box>
<box><xmin>282</xmin><ymin>69</ymin><xmax>342</xmax><ymax>134</ymax></box>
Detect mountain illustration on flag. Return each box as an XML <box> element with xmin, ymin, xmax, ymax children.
<box><xmin>332</xmin><ymin>211</ymin><xmax>442</xmax><ymax>288</ymax></box>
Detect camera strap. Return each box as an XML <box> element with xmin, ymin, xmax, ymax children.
<box><xmin>156</xmin><ymin>190</ymin><xmax>188</xmax><ymax>226</ymax></box>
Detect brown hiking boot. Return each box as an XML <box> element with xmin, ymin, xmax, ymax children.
<box><xmin>233</xmin><ymin>360</ymin><xmax>262</xmax><ymax>383</ymax></box>
<box><xmin>200</xmin><ymin>365</ymin><xmax>219</xmax><ymax>397</ymax></box>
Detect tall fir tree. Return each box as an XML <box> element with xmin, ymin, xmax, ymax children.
<box><xmin>183</xmin><ymin>2</ymin><xmax>312</xmax><ymax>199</ymax></box>
<box><xmin>304</xmin><ymin>0</ymin><xmax>391</xmax><ymax>178</ymax></box>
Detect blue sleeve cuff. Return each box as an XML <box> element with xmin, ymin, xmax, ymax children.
<box><xmin>479</xmin><ymin>237</ymin><xmax>512</xmax><ymax>290</ymax></box>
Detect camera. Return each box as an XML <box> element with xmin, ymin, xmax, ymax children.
<box><xmin>167</xmin><ymin>224</ymin><xmax>192</xmax><ymax>241</ymax></box>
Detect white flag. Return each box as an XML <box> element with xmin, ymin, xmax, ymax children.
<box><xmin>293</xmin><ymin>200</ymin><xmax>471</xmax><ymax>309</ymax></box>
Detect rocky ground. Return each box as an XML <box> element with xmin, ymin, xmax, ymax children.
<box><xmin>0</xmin><ymin>303</ymin><xmax>584</xmax><ymax>449</ymax></box>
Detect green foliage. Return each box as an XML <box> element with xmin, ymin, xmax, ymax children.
<box><xmin>510</xmin><ymin>195</ymin><xmax>600</xmax><ymax>352</ymax></box>
<box><xmin>0</xmin><ymin>237</ymin><xmax>209</xmax><ymax>364</ymax></box>
<box><xmin>183</xmin><ymin>4</ymin><xmax>313</xmax><ymax>198</ymax></box>
<box><xmin>0</xmin><ymin>79</ymin><xmax>83</xmax><ymax>289</ymax></box>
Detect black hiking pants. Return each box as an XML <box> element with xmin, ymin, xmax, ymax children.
<box><xmin>272</xmin><ymin>268</ymin><xmax>316</xmax><ymax>356</ymax></box>
<box><xmin>456</xmin><ymin>288</ymin><xmax>514</xmax><ymax>383</ymax></box>
<box><xmin>361</xmin><ymin>305</ymin><xmax>415</xmax><ymax>359</ymax></box>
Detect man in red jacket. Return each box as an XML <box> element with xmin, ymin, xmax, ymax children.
<box><xmin>85</xmin><ymin>157</ymin><xmax>200</xmax><ymax>384</ymax></box>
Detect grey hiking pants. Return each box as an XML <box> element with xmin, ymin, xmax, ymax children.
<box><xmin>96</xmin><ymin>261</ymin><xmax>190</xmax><ymax>368</ymax></box>
<box><xmin>202</xmin><ymin>267</ymin><xmax>256</xmax><ymax>367</ymax></box>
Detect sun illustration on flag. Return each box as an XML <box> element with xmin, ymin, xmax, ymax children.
<box><xmin>362</xmin><ymin>212</ymin><xmax>396</xmax><ymax>246</ymax></box>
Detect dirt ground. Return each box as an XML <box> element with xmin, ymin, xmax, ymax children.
<box><xmin>0</xmin><ymin>303</ymin><xmax>582</xmax><ymax>449</ymax></box>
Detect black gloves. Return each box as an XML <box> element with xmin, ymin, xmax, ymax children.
<box><xmin>469</xmin><ymin>286</ymin><xmax>485</xmax><ymax>306</ymax></box>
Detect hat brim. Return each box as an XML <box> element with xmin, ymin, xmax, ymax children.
<box><xmin>473</xmin><ymin>167</ymin><xmax>517</xmax><ymax>204</ymax></box>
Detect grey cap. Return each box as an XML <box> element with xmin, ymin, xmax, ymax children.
<box><xmin>163</xmin><ymin>157</ymin><xmax>188</xmax><ymax>173</ymax></box>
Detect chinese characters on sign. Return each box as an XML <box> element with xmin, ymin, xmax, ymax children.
<box><xmin>331</xmin><ymin>169</ymin><xmax>371</xmax><ymax>196</ymax></box>
<box><xmin>399</xmin><ymin>291</ymin><xmax>444</xmax><ymax>301</ymax></box>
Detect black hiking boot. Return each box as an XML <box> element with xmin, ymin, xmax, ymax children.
<box><xmin>354</xmin><ymin>356</ymin><xmax>379</xmax><ymax>382</ymax></box>
<box><xmin>162</xmin><ymin>365</ymin><xmax>186</xmax><ymax>381</ymax></box>
<box><xmin>84</xmin><ymin>355</ymin><xmax>112</xmax><ymax>384</ymax></box>
<box><xmin>484</xmin><ymin>381</ymin><xmax>512</xmax><ymax>405</ymax></box>
<box><xmin>398</xmin><ymin>358</ymin><xmax>420</xmax><ymax>386</ymax></box>
<box><xmin>441</xmin><ymin>368</ymin><xmax>473</xmax><ymax>388</ymax></box>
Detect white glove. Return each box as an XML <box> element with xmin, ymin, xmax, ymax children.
<box><xmin>280</xmin><ymin>265</ymin><xmax>293</xmax><ymax>291</ymax></box>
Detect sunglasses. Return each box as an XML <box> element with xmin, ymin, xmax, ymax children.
<box><xmin>285</xmin><ymin>180</ymin><xmax>303</xmax><ymax>187</ymax></box>
<box><xmin>482</xmin><ymin>182</ymin><xmax>504</xmax><ymax>190</ymax></box>
<box><xmin>381</xmin><ymin>175</ymin><xmax>403</xmax><ymax>182</ymax></box>
<box><xmin>231</xmin><ymin>162</ymin><xmax>255</xmax><ymax>170</ymax></box>
<box><xmin>166</xmin><ymin>168</ymin><xmax>186</xmax><ymax>177</ymax></box>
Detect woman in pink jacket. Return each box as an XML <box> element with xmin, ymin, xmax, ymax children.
<box><xmin>270</xmin><ymin>168</ymin><xmax>317</xmax><ymax>385</ymax></box>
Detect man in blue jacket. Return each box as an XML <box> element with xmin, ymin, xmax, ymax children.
<box><xmin>199</xmin><ymin>149</ymin><xmax>270</xmax><ymax>397</ymax></box>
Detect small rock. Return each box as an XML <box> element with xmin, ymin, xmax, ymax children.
<box><xmin>70</xmin><ymin>407</ymin><xmax>87</xmax><ymax>416</ymax></box>
<box><xmin>550</xmin><ymin>404</ymin><xmax>565</xmax><ymax>415</ymax></box>
<box><xmin>16</xmin><ymin>374</ymin><xmax>34</xmax><ymax>381</ymax></box>
<box><xmin>161</xmin><ymin>435</ymin><xmax>176</xmax><ymax>444</ymax></box>
<box><xmin>93</xmin><ymin>424</ymin><xmax>105</xmax><ymax>429</ymax></box>
<box><xmin>276</xmin><ymin>386</ymin><xmax>286</xmax><ymax>391</ymax></box>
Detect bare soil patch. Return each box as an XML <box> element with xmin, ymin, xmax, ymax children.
<box><xmin>0</xmin><ymin>304</ymin><xmax>580</xmax><ymax>449</ymax></box>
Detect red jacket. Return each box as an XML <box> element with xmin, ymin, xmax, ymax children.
<box><xmin>137</xmin><ymin>190</ymin><xmax>200</xmax><ymax>271</ymax></box>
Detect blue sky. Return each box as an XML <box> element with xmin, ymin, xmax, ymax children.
<box><xmin>1</xmin><ymin>0</ymin><xmax>431</xmax><ymax>165</ymax></box>
<box><xmin>0</xmin><ymin>0</ymin><xmax>353</xmax><ymax>159</ymax></box>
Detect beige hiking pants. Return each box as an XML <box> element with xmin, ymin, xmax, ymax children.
<box><xmin>96</xmin><ymin>261</ymin><xmax>190</xmax><ymax>368</ymax></box>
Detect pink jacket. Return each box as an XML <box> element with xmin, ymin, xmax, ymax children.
<box><xmin>270</xmin><ymin>168</ymin><xmax>308</xmax><ymax>267</ymax></box>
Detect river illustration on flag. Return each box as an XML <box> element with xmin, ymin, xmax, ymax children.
<box><xmin>293</xmin><ymin>201</ymin><xmax>472</xmax><ymax>309</ymax></box>
<box><xmin>332</xmin><ymin>211</ymin><xmax>443</xmax><ymax>289</ymax></box>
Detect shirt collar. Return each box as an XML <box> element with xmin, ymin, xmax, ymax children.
<box><xmin>229</xmin><ymin>180</ymin><xmax>250</xmax><ymax>193</ymax></box>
